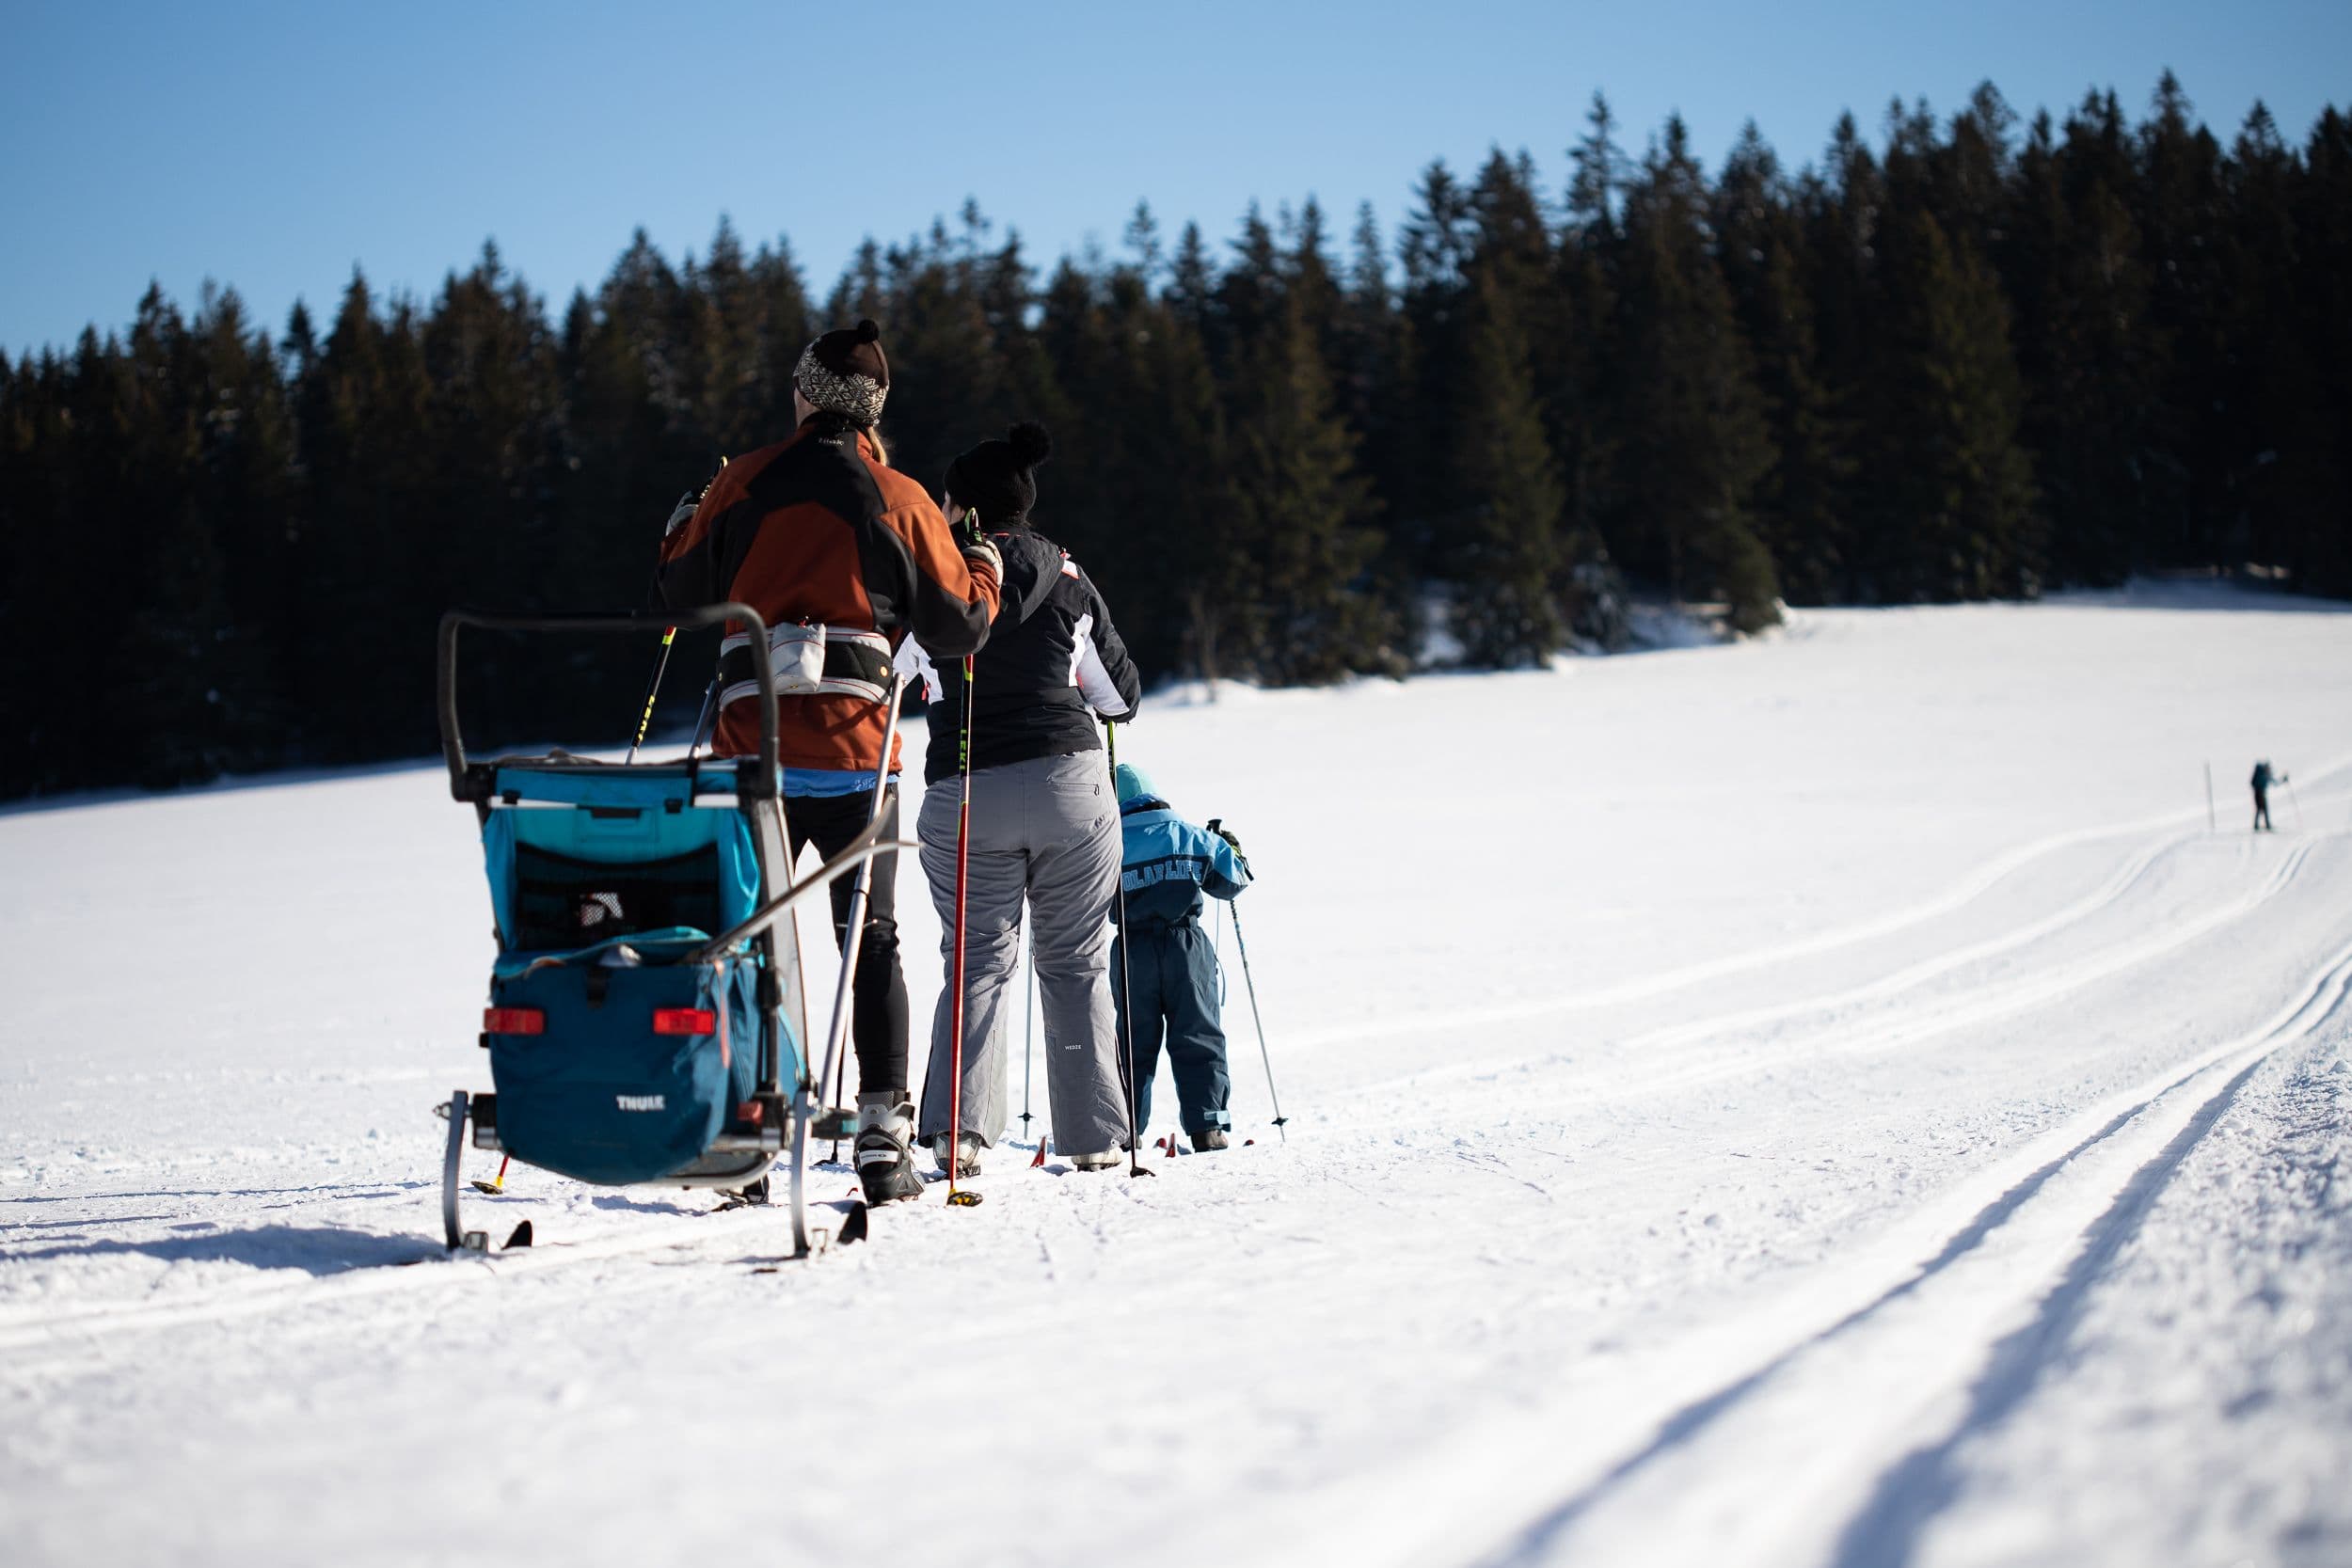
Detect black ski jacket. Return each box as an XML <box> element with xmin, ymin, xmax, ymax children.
<box><xmin>900</xmin><ymin>526</ymin><xmax>1140</xmax><ymax>784</ymax></box>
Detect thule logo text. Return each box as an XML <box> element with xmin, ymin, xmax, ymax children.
<box><xmin>614</xmin><ymin>1094</ymin><xmax>666</xmax><ymax>1113</ymax></box>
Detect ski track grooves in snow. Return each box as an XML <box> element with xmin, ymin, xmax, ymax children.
<box><xmin>13</xmin><ymin>834</ymin><xmax>2323</xmax><ymax>1364</ymax></box>
<box><xmin>1332</xmin><ymin>831</ymin><xmax>2326</xmax><ymax>1125</ymax></box>
<box><xmin>1446</xmin><ymin>931</ymin><xmax>2352</xmax><ymax>1568</ymax></box>
<box><xmin>1296</xmin><ymin>757</ymin><xmax>2352</xmax><ymax>1058</ymax></box>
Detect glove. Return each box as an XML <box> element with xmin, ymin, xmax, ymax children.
<box><xmin>961</xmin><ymin>533</ymin><xmax>1003</xmax><ymax>582</ymax></box>
<box><xmin>662</xmin><ymin>490</ymin><xmax>698</xmax><ymax>539</ymax></box>
<box><xmin>1215</xmin><ymin>826</ymin><xmax>1243</xmax><ymax>852</ymax></box>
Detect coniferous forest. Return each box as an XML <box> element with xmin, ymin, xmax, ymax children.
<box><xmin>4</xmin><ymin>77</ymin><xmax>2348</xmax><ymax>798</ymax></box>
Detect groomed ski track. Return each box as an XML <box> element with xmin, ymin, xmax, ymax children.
<box><xmin>1413</xmin><ymin>929</ymin><xmax>2352</xmax><ymax>1568</ymax></box>
<box><xmin>4</xmin><ymin>592</ymin><xmax>2350</xmax><ymax>1567</ymax></box>
<box><xmin>1</xmin><ymin>815</ymin><xmax>2332</xmax><ymax>1357</ymax></box>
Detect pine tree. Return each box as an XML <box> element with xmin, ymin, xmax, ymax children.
<box><xmin>2134</xmin><ymin>72</ymin><xmax>2234</xmax><ymax>564</ymax></box>
<box><xmin>2007</xmin><ymin>99</ymin><xmax>2157</xmax><ymax>585</ymax></box>
<box><xmin>2292</xmin><ymin>107</ymin><xmax>2352</xmax><ymax>593</ymax></box>
<box><xmin>0</xmin><ymin>348</ymin><xmax>86</xmax><ymax>793</ymax></box>
<box><xmin>117</xmin><ymin>286</ymin><xmax>247</xmax><ymax>784</ymax></box>
<box><xmin>1449</xmin><ymin>269</ymin><xmax>1568</xmax><ymax>665</ymax></box>
<box><xmin>1335</xmin><ymin>201</ymin><xmax>1421</xmax><ymax>648</ymax></box>
<box><xmin>189</xmin><ymin>285</ymin><xmax>298</xmax><ymax>757</ymax></box>
<box><xmin>1391</xmin><ymin>160</ymin><xmax>1478</xmax><ymax>558</ymax></box>
<box><xmin>1866</xmin><ymin>210</ymin><xmax>2042</xmax><ymax>598</ymax></box>
<box><xmin>1615</xmin><ymin>117</ymin><xmax>1782</xmax><ymax>631</ymax></box>
<box><xmin>750</xmin><ymin>234</ymin><xmax>814</xmax><ymax>436</ymax></box>
<box><xmin>1804</xmin><ymin>113</ymin><xmax>1886</xmax><ymax>596</ymax></box>
<box><xmin>2219</xmin><ymin>104</ymin><xmax>2328</xmax><ymax>578</ymax></box>
<box><xmin>293</xmin><ymin>272</ymin><xmax>440</xmax><ymax>758</ymax></box>
<box><xmin>1716</xmin><ymin>124</ymin><xmax>1854</xmax><ymax>603</ymax></box>
<box><xmin>1167</xmin><ymin>221</ymin><xmax>1216</xmax><ymax>332</ymax></box>
<box><xmin>1224</xmin><ymin>295</ymin><xmax>1390</xmax><ymax>682</ymax></box>
<box><xmin>683</xmin><ymin>215</ymin><xmax>770</xmax><ymax>457</ymax></box>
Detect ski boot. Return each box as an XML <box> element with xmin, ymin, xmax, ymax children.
<box><xmin>930</xmin><ymin>1132</ymin><xmax>983</xmax><ymax>1179</ymax></box>
<box><xmin>1190</xmin><ymin>1128</ymin><xmax>1231</xmax><ymax>1151</ymax></box>
<box><xmin>1069</xmin><ymin>1149</ymin><xmax>1122</xmax><ymax>1171</ymax></box>
<box><xmin>853</xmin><ymin>1093</ymin><xmax>925</xmax><ymax>1205</ymax></box>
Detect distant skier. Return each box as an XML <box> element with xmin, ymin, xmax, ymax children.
<box><xmin>2250</xmin><ymin>759</ymin><xmax>2284</xmax><ymax>832</ymax></box>
<box><xmin>1109</xmin><ymin>764</ymin><xmax>1253</xmax><ymax>1150</ymax></box>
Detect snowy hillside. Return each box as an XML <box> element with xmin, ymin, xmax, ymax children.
<box><xmin>4</xmin><ymin>586</ymin><xmax>2350</xmax><ymax>1567</ymax></box>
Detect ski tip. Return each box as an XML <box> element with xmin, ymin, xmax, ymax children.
<box><xmin>503</xmin><ymin>1220</ymin><xmax>533</xmax><ymax>1250</ymax></box>
<box><xmin>839</xmin><ymin>1202</ymin><xmax>870</xmax><ymax>1244</ymax></box>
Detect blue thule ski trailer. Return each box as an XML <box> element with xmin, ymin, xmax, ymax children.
<box><xmin>434</xmin><ymin>604</ymin><xmax>898</xmax><ymax>1260</ymax></box>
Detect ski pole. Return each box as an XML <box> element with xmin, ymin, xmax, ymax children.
<box><xmin>822</xmin><ymin>676</ymin><xmax>908</xmax><ymax>1164</ymax></box>
<box><xmin>625</xmin><ymin>626</ymin><xmax>678</xmax><ymax>763</ymax></box>
<box><xmin>945</xmin><ymin>652</ymin><xmax>981</xmax><ymax>1208</ymax></box>
<box><xmin>1025</xmin><ymin>934</ymin><xmax>1047</xmax><ymax>1166</ymax></box>
<box><xmin>1225</xmin><ymin>899</ymin><xmax>1289</xmax><ymax>1144</ymax></box>
<box><xmin>1106</xmin><ymin>722</ymin><xmax>1152</xmax><ymax>1178</ymax></box>
<box><xmin>2203</xmin><ymin>762</ymin><xmax>2215</xmax><ymax>834</ymax></box>
<box><xmin>2287</xmin><ymin>774</ymin><xmax>2303</xmax><ymax>831</ymax></box>
<box><xmin>470</xmin><ymin>1153</ymin><xmax>510</xmax><ymax>1196</ymax></box>
<box><xmin>684</xmin><ymin>674</ymin><xmax>720</xmax><ymax>760</ymax></box>
<box><xmin>1020</xmin><ymin>931</ymin><xmax>1036</xmax><ymax>1136</ymax></box>
<box><xmin>637</xmin><ymin>456</ymin><xmax>729</xmax><ymax>765</ymax></box>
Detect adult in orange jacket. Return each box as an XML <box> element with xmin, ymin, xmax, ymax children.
<box><xmin>656</xmin><ymin>319</ymin><xmax>1000</xmax><ymax>1204</ymax></box>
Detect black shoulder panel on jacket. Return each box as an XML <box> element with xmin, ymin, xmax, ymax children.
<box><xmin>744</xmin><ymin>420</ymin><xmax>913</xmax><ymax>634</ymax></box>
<box><xmin>919</xmin><ymin>526</ymin><xmax>1135</xmax><ymax>783</ymax></box>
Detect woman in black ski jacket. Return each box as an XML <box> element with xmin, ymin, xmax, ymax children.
<box><xmin>897</xmin><ymin>422</ymin><xmax>1142</xmax><ymax>1174</ymax></box>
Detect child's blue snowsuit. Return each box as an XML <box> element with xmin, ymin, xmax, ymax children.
<box><xmin>1110</xmin><ymin>768</ymin><xmax>1252</xmax><ymax>1136</ymax></box>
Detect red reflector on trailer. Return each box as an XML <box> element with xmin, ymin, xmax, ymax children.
<box><xmin>652</xmin><ymin>1008</ymin><xmax>717</xmax><ymax>1036</ymax></box>
<box><xmin>483</xmin><ymin>1007</ymin><xmax>545</xmax><ymax>1035</ymax></box>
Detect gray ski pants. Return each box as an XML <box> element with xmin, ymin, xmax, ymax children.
<box><xmin>915</xmin><ymin>750</ymin><xmax>1130</xmax><ymax>1155</ymax></box>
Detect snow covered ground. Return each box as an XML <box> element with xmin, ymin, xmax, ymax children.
<box><xmin>4</xmin><ymin>584</ymin><xmax>2350</xmax><ymax>1567</ymax></box>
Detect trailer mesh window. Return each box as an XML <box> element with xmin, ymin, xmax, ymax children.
<box><xmin>510</xmin><ymin>844</ymin><xmax>724</xmax><ymax>951</ymax></box>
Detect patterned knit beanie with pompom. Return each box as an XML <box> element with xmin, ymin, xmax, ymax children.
<box><xmin>794</xmin><ymin>320</ymin><xmax>890</xmax><ymax>426</ymax></box>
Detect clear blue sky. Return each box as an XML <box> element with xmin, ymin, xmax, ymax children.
<box><xmin>4</xmin><ymin>0</ymin><xmax>2344</xmax><ymax>357</ymax></box>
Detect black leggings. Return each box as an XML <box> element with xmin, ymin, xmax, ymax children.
<box><xmin>787</xmin><ymin>787</ymin><xmax>910</xmax><ymax>1095</ymax></box>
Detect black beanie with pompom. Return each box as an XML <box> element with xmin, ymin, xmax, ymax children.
<box><xmin>944</xmin><ymin>421</ymin><xmax>1053</xmax><ymax>525</ymax></box>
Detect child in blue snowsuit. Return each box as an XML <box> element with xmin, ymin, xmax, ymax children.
<box><xmin>1110</xmin><ymin>764</ymin><xmax>1252</xmax><ymax>1149</ymax></box>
